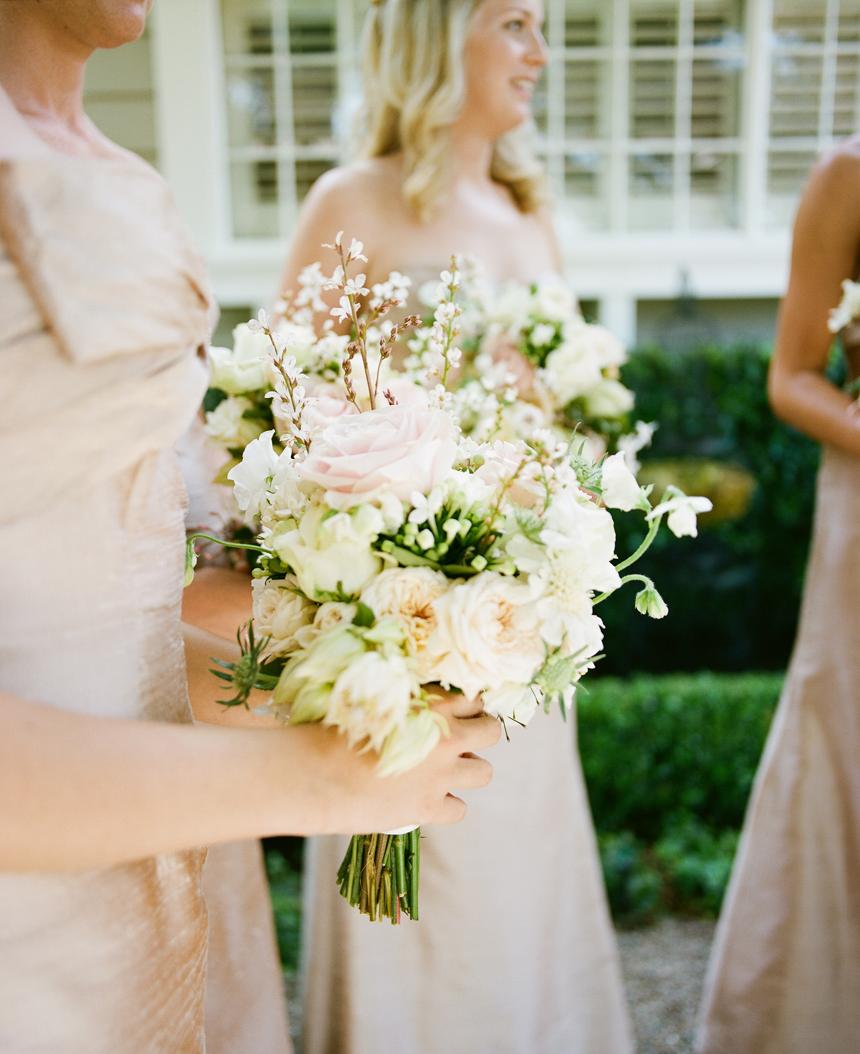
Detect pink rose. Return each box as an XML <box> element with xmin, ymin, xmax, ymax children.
<box><xmin>299</xmin><ymin>379</ymin><xmax>357</xmax><ymax>436</ymax></box>
<box><xmin>299</xmin><ymin>403</ymin><xmax>458</xmax><ymax>509</ymax></box>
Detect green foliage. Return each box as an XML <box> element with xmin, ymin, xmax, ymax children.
<box><xmin>265</xmin><ymin>845</ymin><xmax>303</xmax><ymax>973</ymax></box>
<box><xmin>581</xmin><ymin>672</ymin><xmax>781</xmax><ymax>923</ymax></box>
<box><xmin>602</xmin><ymin>342</ymin><xmax>837</xmax><ymax>673</ymax></box>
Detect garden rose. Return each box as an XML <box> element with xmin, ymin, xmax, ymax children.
<box><xmin>424</xmin><ymin>572</ymin><xmax>544</xmax><ymax>698</ymax></box>
<box><xmin>360</xmin><ymin>568</ymin><xmax>450</xmax><ymax>677</ymax></box>
<box><xmin>251</xmin><ymin>576</ymin><xmax>315</xmax><ymax>656</ymax></box>
<box><xmin>298</xmin><ymin>403</ymin><xmax>458</xmax><ymax>510</ymax></box>
<box><xmin>205</xmin><ymin>395</ymin><xmax>263</xmax><ymax>449</ymax></box>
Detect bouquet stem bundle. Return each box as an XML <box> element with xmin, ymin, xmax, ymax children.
<box><xmin>337</xmin><ymin>830</ymin><xmax>421</xmax><ymax>923</ymax></box>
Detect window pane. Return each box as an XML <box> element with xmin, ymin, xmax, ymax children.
<box><xmin>291</xmin><ymin>61</ymin><xmax>337</xmax><ymax>147</ymax></box>
<box><xmin>693</xmin><ymin>0</ymin><xmax>745</xmax><ymax>45</ymax></box>
<box><xmin>564</xmin><ymin>152</ymin><xmax>609</xmax><ymax>231</ymax></box>
<box><xmin>834</xmin><ymin>52</ymin><xmax>860</xmax><ymax>139</ymax></box>
<box><xmin>295</xmin><ymin>158</ymin><xmax>335</xmax><ymax>204</ymax></box>
<box><xmin>839</xmin><ymin>0</ymin><xmax>860</xmax><ymax>43</ymax></box>
<box><xmin>630</xmin><ymin>0</ymin><xmax>678</xmax><ymax>47</ymax></box>
<box><xmin>629</xmin><ymin>153</ymin><xmax>674</xmax><ymax>230</ymax></box>
<box><xmin>564</xmin><ymin>58</ymin><xmax>609</xmax><ymax>139</ymax></box>
<box><xmin>563</xmin><ymin>0</ymin><xmax>612</xmax><ymax>47</ymax></box>
<box><xmin>631</xmin><ymin>60</ymin><xmax>676</xmax><ymax>139</ymax></box>
<box><xmin>770</xmin><ymin>52</ymin><xmax>823</xmax><ymax>139</ymax></box>
<box><xmin>692</xmin><ymin>57</ymin><xmax>742</xmax><ymax>139</ymax></box>
<box><xmin>767</xmin><ymin>149</ymin><xmax>815</xmax><ymax>227</ymax></box>
<box><xmin>226</xmin><ymin>66</ymin><xmax>277</xmax><ymax>148</ymax></box>
<box><xmin>229</xmin><ymin>159</ymin><xmax>282</xmax><ymax>237</ymax></box>
<box><xmin>222</xmin><ymin>0</ymin><xmax>275</xmax><ymax>55</ymax></box>
<box><xmin>689</xmin><ymin>151</ymin><xmax>740</xmax><ymax>228</ymax></box>
<box><xmin>772</xmin><ymin>0</ymin><xmax>827</xmax><ymax>45</ymax></box>
<box><xmin>287</xmin><ymin>2</ymin><xmax>336</xmax><ymax>53</ymax></box>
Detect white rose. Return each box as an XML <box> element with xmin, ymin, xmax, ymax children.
<box><xmin>205</xmin><ymin>395</ymin><xmax>264</xmax><ymax>449</ymax></box>
<box><xmin>327</xmin><ymin>651</ymin><xmax>419</xmax><ymax>753</ymax></box>
<box><xmin>482</xmin><ymin>682</ymin><xmax>541</xmax><ymax>726</ymax></box>
<box><xmin>208</xmin><ymin>323</ymin><xmax>271</xmax><ymax>394</ymax></box>
<box><xmin>360</xmin><ymin>568</ymin><xmax>450</xmax><ymax>678</ymax></box>
<box><xmin>542</xmin><ymin>343</ymin><xmax>603</xmax><ymax>405</ymax></box>
<box><xmin>251</xmin><ymin>576</ymin><xmax>315</xmax><ymax>656</ymax></box>
<box><xmin>534</xmin><ymin>278</ymin><xmax>577</xmax><ymax>322</ymax></box>
<box><xmin>565</xmin><ymin>321</ymin><xmax>626</xmax><ymax>369</ymax></box>
<box><xmin>424</xmin><ymin>572</ymin><xmax>545</xmax><ymax>698</ymax></box>
<box><xmin>584</xmin><ymin>378</ymin><xmax>635</xmax><ymax>419</ymax></box>
<box><xmin>271</xmin><ymin>503</ymin><xmax>383</xmax><ymax>599</ymax></box>
<box><xmin>227</xmin><ymin>430</ymin><xmax>279</xmax><ymax>518</ymax></box>
<box><xmin>601</xmin><ymin>452</ymin><xmax>647</xmax><ymax>511</ymax></box>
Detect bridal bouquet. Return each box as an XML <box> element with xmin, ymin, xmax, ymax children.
<box><xmin>186</xmin><ymin>237</ymin><xmax>711</xmax><ymax>925</ymax></box>
<box><xmin>415</xmin><ymin>270</ymin><xmax>649</xmax><ymax>458</ymax></box>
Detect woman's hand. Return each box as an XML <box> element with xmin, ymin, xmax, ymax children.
<box><xmin>279</xmin><ymin>693</ymin><xmax>501</xmax><ymax>835</ymax></box>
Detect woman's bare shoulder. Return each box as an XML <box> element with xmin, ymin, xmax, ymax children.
<box><xmin>307</xmin><ymin>156</ymin><xmax>404</xmax><ymax>210</ymax></box>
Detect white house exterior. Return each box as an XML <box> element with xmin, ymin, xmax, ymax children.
<box><xmin>85</xmin><ymin>0</ymin><xmax>860</xmax><ymax>344</ymax></box>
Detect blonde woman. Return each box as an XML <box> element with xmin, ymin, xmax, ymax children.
<box><xmin>280</xmin><ymin>2</ymin><xmax>634</xmax><ymax>1051</ymax></box>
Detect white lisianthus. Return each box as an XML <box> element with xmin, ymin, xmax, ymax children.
<box><xmin>205</xmin><ymin>396</ymin><xmax>264</xmax><ymax>449</ymax></box>
<box><xmin>251</xmin><ymin>577</ymin><xmax>315</xmax><ymax>656</ymax></box>
<box><xmin>482</xmin><ymin>682</ymin><xmax>541</xmax><ymax>726</ymax></box>
<box><xmin>360</xmin><ymin>568</ymin><xmax>450</xmax><ymax>677</ymax></box>
<box><xmin>208</xmin><ymin>323</ymin><xmax>271</xmax><ymax>394</ymax></box>
<box><xmin>228</xmin><ymin>430</ymin><xmax>279</xmax><ymax>518</ymax></box>
<box><xmin>424</xmin><ymin>572</ymin><xmax>545</xmax><ymax>699</ymax></box>
<box><xmin>271</xmin><ymin>502</ymin><xmax>383</xmax><ymax>599</ymax></box>
<box><xmin>583</xmin><ymin>377</ymin><xmax>635</xmax><ymax>419</ymax></box>
<box><xmin>647</xmin><ymin>490</ymin><xmax>713</xmax><ymax>538</ymax></box>
<box><xmin>327</xmin><ymin>650</ymin><xmax>419</xmax><ymax>753</ymax></box>
<box><xmin>542</xmin><ymin>343</ymin><xmax>603</xmax><ymax>405</ymax></box>
<box><xmin>378</xmin><ymin>707</ymin><xmax>448</xmax><ymax>777</ymax></box>
<box><xmin>601</xmin><ymin>452</ymin><xmax>647</xmax><ymax>511</ymax></box>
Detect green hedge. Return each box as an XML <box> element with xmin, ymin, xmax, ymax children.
<box><xmin>579</xmin><ymin>672</ymin><xmax>782</xmax><ymax>923</ymax></box>
<box><xmin>602</xmin><ymin>343</ymin><xmax>833</xmax><ymax>674</ymax></box>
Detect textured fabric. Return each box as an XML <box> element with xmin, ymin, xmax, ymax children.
<box><xmin>0</xmin><ymin>94</ymin><xmax>214</xmax><ymax>1052</ymax></box>
<box><xmin>696</xmin><ymin>445</ymin><xmax>860</xmax><ymax>1054</ymax></box>
<box><xmin>203</xmin><ymin>841</ymin><xmax>292</xmax><ymax>1054</ymax></box>
<box><xmin>178</xmin><ymin>417</ymin><xmax>293</xmax><ymax>1054</ymax></box>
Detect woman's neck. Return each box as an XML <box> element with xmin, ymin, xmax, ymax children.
<box><xmin>0</xmin><ymin>8</ymin><xmax>90</xmax><ymax>128</ymax></box>
<box><xmin>448</xmin><ymin>123</ymin><xmax>496</xmax><ymax>190</ymax></box>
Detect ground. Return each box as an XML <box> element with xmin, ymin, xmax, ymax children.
<box><xmin>619</xmin><ymin>918</ymin><xmax>716</xmax><ymax>1054</ymax></box>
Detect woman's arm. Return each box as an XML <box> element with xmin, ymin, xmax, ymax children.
<box><xmin>0</xmin><ymin>689</ymin><xmax>499</xmax><ymax>872</ymax></box>
<box><xmin>768</xmin><ymin>147</ymin><xmax>860</xmax><ymax>456</ymax></box>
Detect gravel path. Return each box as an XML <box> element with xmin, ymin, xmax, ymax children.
<box><xmin>619</xmin><ymin>918</ymin><xmax>717</xmax><ymax>1054</ymax></box>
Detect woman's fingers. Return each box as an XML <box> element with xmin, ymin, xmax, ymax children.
<box><xmin>455</xmin><ymin>712</ymin><xmax>502</xmax><ymax>751</ymax></box>
<box><xmin>452</xmin><ymin>753</ymin><xmax>494</xmax><ymax>789</ymax></box>
<box><xmin>431</xmin><ymin>793</ymin><xmax>467</xmax><ymax>825</ymax></box>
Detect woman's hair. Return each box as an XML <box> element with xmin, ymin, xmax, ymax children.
<box><xmin>359</xmin><ymin>0</ymin><xmax>546</xmax><ymax>220</ymax></box>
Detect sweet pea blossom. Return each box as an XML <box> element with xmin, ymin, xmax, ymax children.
<box><xmin>647</xmin><ymin>490</ymin><xmax>713</xmax><ymax>538</ymax></box>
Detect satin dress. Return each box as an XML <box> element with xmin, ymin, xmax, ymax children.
<box><xmin>696</xmin><ymin>356</ymin><xmax>860</xmax><ymax>1053</ymax></box>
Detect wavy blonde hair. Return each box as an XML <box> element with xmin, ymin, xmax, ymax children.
<box><xmin>359</xmin><ymin>0</ymin><xmax>546</xmax><ymax>220</ymax></box>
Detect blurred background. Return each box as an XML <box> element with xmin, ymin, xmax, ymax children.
<box><xmin>85</xmin><ymin>3</ymin><xmax>856</xmax><ymax>1048</ymax></box>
